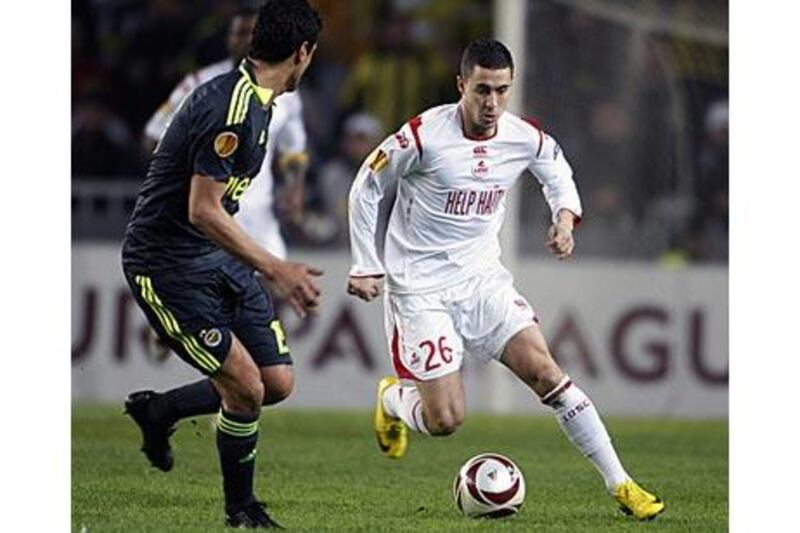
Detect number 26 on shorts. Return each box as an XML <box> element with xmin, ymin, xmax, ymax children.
<box><xmin>419</xmin><ymin>336</ymin><xmax>453</xmax><ymax>372</ymax></box>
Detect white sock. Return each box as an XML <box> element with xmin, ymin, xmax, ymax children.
<box><xmin>382</xmin><ymin>382</ymin><xmax>430</xmax><ymax>435</ymax></box>
<box><xmin>542</xmin><ymin>376</ymin><xmax>629</xmax><ymax>493</ymax></box>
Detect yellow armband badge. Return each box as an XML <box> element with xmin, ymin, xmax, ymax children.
<box><xmin>214</xmin><ymin>131</ymin><xmax>239</xmax><ymax>158</ymax></box>
<box><xmin>368</xmin><ymin>148</ymin><xmax>389</xmax><ymax>174</ymax></box>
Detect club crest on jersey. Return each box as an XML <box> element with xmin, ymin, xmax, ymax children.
<box><xmin>214</xmin><ymin>131</ymin><xmax>239</xmax><ymax>158</ymax></box>
<box><xmin>368</xmin><ymin>149</ymin><xmax>389</xmax><ymax>174</ymax></box>
<box><xmin>200</xmin><ymin>328</ymin><xmax>223</xmax><ymax>348</ymax></box>
<box><xmin>394</xmin><ymin>131</ymin><xmax>410</xmax><ymax>149</ymax></box>
<box><xmin>472</xmin><ymin>160</ymin><xmax>489</xmax><ymax>179</ymax></box>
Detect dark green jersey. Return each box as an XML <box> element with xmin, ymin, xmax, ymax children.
<box><xmin>122</xmin><ymin>60</ymin><xmax>274</xmax><ymax>274</ymax></box>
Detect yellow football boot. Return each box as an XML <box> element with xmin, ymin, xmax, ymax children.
<box><xmin>373</xmin><ymin>376</ymin><xmax>408</xmax><ymax>459</ymax></box>
<box><xmin>614</xmin><ymin>480</ymin><xmax>665</xmax><ymax>520</ymax></box>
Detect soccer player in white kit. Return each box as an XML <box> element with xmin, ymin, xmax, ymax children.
<box><xmin>347</xmin><ymin>38</ymin><xmax>664</xmax><ymax>520</ymax></box>
<box><xmin>143</xmin><ymin>7</ymin><xmax>308</xmax><ymax>261</ymax></box>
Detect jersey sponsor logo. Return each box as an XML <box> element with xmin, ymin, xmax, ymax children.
<box><xmin>368</xmin><ymin>149</ymin><xmax>389</xmax><ymax>174</ymax></box>
<box><xmin>201</xmin><ymin>328</ymin><xmax>223</xmax><ymax>348</ymax></box>
<box><xmin>224</xmin><ymin>176</ymin><xmax>252</xmax><ymax>201</ymax></box>
<box><xmin>394</xmin><ymin>131</ymin><xmax>410</xmax><ymax>149</ymax></box>
<box><xmin>443</xmin><ymin>188</ymin><xmax>506</xmax><ymax>216</ymax></box>
<box><xmin>214</xmin><ymin>131</ymin><xmax>239</xmax><ymax>158</ymax></box>
<box><xmin>472</xmin><ymin>160</ymin><xmax>489</xmax><ymax>179</ymax></box>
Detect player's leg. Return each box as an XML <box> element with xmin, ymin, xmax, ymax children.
<box><xmin>131</xmin><ymin>268</ymin><xmax>295</xmax><ymax>429</ymax></box>
<box><xmin>123</xmin><ymin>271</ymin><xmax>232</xmax><ymax>472</ymax></box>
<box><xmin>501</xmin><ymin>325</ymin><xmax>629</xmax><ymax>483</ymax></box>
<box><xmin>211</xmin><ymin>335</ymin><xmax>281</xmax><ymax>528</ymax></box>
<box><xmin>382</xmin><ymin>371</ymin><xmax>465</xmax><ymax>436</ymax></box>
<box><xmin>501</xmin><ymin>324</ymin><xmax>664</xmax><ymax>519</ymax></box>
<box><xmin>374</xmin><ymin>292</ymin><xmax>465</xmax><ymax>458</ymax></box>
<box><xmin>231</xmin><ymin>273</ymin><xmax>295</xmax><ymax>406</ymax></box>
<box><xmin>133</xmin><ymin>355</ymin><xmax>291</xmax><ymax>433</ymax></box>
<box><xmin>259</xmin><ymin>364</ymin><xmax>294</xmax><ymax>405</ymax></box>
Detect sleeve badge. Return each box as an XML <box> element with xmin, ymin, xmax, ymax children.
<box><xmin>368</xmin><ymin>149</ymin><xmax>389</xmax><ymax>173</ymax></box>
<box><xmin>214</xmin><ymin>131</ymin><xmax>239</xmax><ymax>158</ymax></box>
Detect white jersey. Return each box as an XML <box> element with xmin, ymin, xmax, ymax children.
<box><xmin>348</xmin><ymin>103</ymin><xmax>582</xmax><ymax>294</ymax></box>
<box><xmin>236</xmin><ymin>90</ymin><xmax>307</xmax><ymax>259</ymax></box>
<box><xmin>144</xmin><ymin>59</ymin><xmax>235</xmax><ymax>142</ymax></box>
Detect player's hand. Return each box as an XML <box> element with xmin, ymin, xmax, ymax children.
<box><xmin>347</xmin><ymin>276</ymin><xmax>383</xmax><ymax>302</ymax></box>
<box><xmin>267</xmin><ymin>261</ymin><xmax>323</xmax><ymax>318</ymax></box>
<box><xmin>546</xmin><ymin>222</ymin><xmax>575</xmax><ymax>260</ymax></box>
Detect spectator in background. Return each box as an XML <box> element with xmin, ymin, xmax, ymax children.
<box><xmin>141</xmin><ymin>6</ymin><xmax>258</xmax><ymax>154</ymax></box>
<box><xmin>339</xmin><ymin>6</ymin><xmax>450</xmax><ymax>131</ymax></box>
<box><xmin>688</xmin><ymin>99</ymin><xmax>728</xmax><ymax>261</ymax></box>
<box><xmin>116</xmin><ymin>0</ymin><xmax>195</xmax><ymax>131</ymax></box>
<box><xmin>317</xmin><ymin>113</ymin><xmax>384</xmax><ymax>242</ymax></box>
<box><xmin>72</xmin><ymin>97</ymin><xmax>141</xmax><ymax>178</ymax></box>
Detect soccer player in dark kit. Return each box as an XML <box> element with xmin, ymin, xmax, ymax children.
<box><xmin>120</xmin><ymin>1</ymin><xmax>323</xmax><ymax>528</ymax></box>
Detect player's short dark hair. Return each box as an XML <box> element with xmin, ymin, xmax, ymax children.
<box><xmin>250</xmin><ymin>0</ymin><xmax>323</xmax><ymax>63</ymax></box>
<box><xmin>460</xmin><ymin>38</ymin><xmax>514</xmax><ymax>78</ymax></box>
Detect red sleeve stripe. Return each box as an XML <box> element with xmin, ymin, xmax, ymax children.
<box><xmin>407</xmin><ymin>116</ymin><xmax>423</xmax><ymax>159</ymax></box>
<box><xmin>536</xmin><ymin>129</ymin><xmax>545</xmax><ymax>157</ymax></box>
<box><xmin>522</xmin><ymin>116</ymin><xmax>545</xmax><ymax>158</ymax></box>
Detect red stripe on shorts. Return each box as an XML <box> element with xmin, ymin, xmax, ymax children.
<box><xmin>391</xmin><ymin>325</ymin><xmax>416</xmax><ymax>380</ymax></box>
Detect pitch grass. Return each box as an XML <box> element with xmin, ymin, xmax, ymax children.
<box><xmin>73</xmin><ymin>405</ymin><xmax>727</xmax><ymax>532</ymax></box>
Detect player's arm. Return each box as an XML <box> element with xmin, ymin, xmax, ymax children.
<box><xmin>188</xmin><ymin>175</ymin><xmax>321</xmax><ymax>317</ymax></box>
<box><xmin>347</xmin><ymin>123</ymin><xmax>419</xmax><ymax>302</ymax></box>
<box><xmin>527</xmin><ymin>132</ymin><xmax>583</xmax><ymax>260</ymax></box>
<box><xmin>189</xmin><ymin>96</ymin><xmax>321</xmax><ymax>317</ymax></box>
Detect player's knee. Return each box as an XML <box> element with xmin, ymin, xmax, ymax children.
<box><xmin>534</xmin><ymin>358</ymin><xmax>564</xmax><ymax>392</ymax></box>
<box><xmin>229</xmin><ymin>373</ymin><xmax>264</xmax><ymax>415</ymax></box>
<box><xmin>427</xmin><ymin>407</ymin><xmax>464</xmax><ymax>436</ymax></box>
<box><xmin>519</xmin><ymin>343</ymin><xmax>563</xmax><ymax>392</ymax></box>
<box><xmin>261</xmin><ymin>367</ymin><xmax>294</xmax><ymax>406</ymax></box>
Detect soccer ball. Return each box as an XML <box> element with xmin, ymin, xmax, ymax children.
<box><xmin>452</xmin><ymin>452</ymin><xmax>526</xmax><ymax>518</ymax></box>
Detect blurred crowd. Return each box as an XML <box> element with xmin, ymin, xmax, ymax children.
<box><xmin>522</xmin><ymin>0</ymin><xmax>728</xmax><ymax>263</ymax></box>
<box><xmin>72</xmin><ymin>0</ymin><xmax>727</xmax><ymax>263</ymax></box>
<box><xmin>73</xmin><ymin>0</ymin><xmax>488</xmax><ymax>245</ymax></box>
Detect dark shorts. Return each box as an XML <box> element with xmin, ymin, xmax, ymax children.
<box><xmin>124</xmin><ymin>263</ymin><xmax>291</xmax><ymax>376</ymax></box>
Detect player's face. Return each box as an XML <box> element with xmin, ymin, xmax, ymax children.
<box><xmin>285</xmin><ymin>41</ymin><xmax>317</xmax><ymax>92</ymax></box>
<box><xmin>458</xmin><ymin>66</ymin><xmax>513</xmax><ymax>133</ymax></box>
<box><xmin>227</xmin><ymin>15</ymin><xmax>257</xmax><ymax>63</ymax></box>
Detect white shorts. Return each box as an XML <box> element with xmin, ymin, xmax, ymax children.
<box><xmin>384</xmin><ymin>269</ymin><xmax>538</xmax><ymax>381</ymax></box>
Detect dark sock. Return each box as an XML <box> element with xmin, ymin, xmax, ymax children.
<box><xmin>216</xmin><ymin>409</ymin><xmax>260</xmax><ymax>513</ymax></box>
<box><xmin>149</xmin><ymin>379</ymin><xmax>221</xmax><ymax>426</ymax></box>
